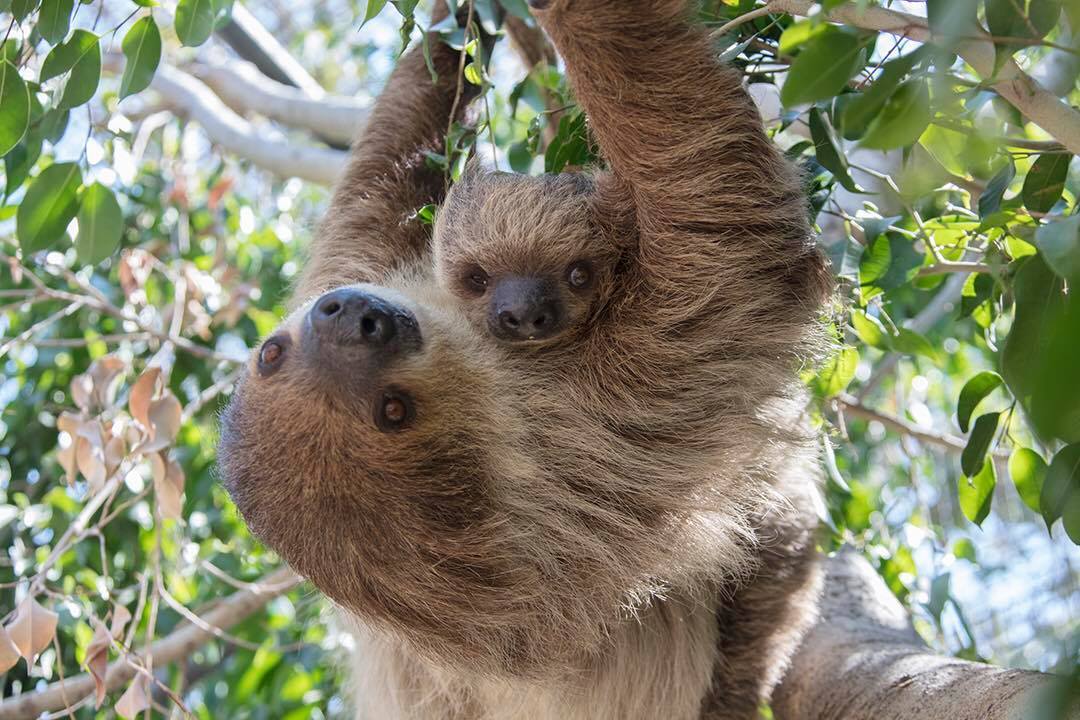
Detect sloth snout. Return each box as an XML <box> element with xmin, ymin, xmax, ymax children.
<box><xmin>307</xmin><ymin>287</ymin><xmax>421</xmax><ymax>353</ymax></box>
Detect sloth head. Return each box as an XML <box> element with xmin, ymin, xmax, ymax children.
<box><xmin>434</xmin><ymin>171</ymin><xmax>622</xmax><ymax>347</ymax></box>
<box><xmin>218</xmin><ymin>281</ymin><xmax>545</xmax><ymax>670</ymax></box>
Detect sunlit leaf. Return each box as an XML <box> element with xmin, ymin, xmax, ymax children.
<box><xmin>813</xmin><ymin>345</ymin><xmax>858</xmax><ymax>398</ymax></box>
<box><xmin>850</xmin><ymin>309</ymin><xmax>888</xmax><ymax>349</ymax></box>
<box><xmin>957</xmin><ymin>371</ymin><xmax>1003</xmax><ymax>433</ymax></box>
<box><xmin>16</xmin><ymin>161</ymin><xmax>83</xmax><ymax>253</ymax></box>
<box><xmin>0</xmin><ymin>61</ymin><xmax>30</xmax><ymax>158</ymax></box>
<box><xmin>0</xmin><ymin>626</ymin><xmax>19</xmax><ymax>673</ymax></box>
<box><xmin>119</xmin><ymin>16</ymin><xmax>161</xmax><ymax>99</ymax></box>
<box><xmin>76</xmin><ymin>182</ymin><xmax>123</xmax><ymax>265</ymax></box>
<box><xmin>115</xmin><ymin>676</ymin><xmax>150</xmax><ymax>719</ymax></box>
<box><xmin>40</xmin><ymin>30</ymin><xmax>101</xmax><ymax>109</ymax></box>
<box><xmin>176</xmin><ymin>0</ymin><xmax>216</xmax><ymax>46</ymax></box>
<box><xmin>360</xmin><ymin>0</ymin><xmax>389</xmax><ymax>27</ymax></box>
<box><xmin>959</xmin><ymin>454</ymin><xmax>995</xmax><ymax>526</ymax></box>
<box><xmin>1009</xmin><ymin>447</ymin><xmax>1047</xmax><ymax>514</ymax></box>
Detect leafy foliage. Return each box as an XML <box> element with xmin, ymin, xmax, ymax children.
<box><xmin>0</xmin><ymin>0</ymin><xmax>1078</xmax><ymax>716</ymax></box>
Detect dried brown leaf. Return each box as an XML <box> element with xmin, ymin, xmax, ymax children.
<box><xmin>128</xmin><ymin>367</ymin><xmax>161</xmax><ymax>431</ymax></box>
<box><xmin>70</xmin><ymin>373</ymin><xmax>93</xmax><ymax>412</ymax></box>
<box><xmin>0</xmin><ymin>625</ymin><xmax>19</xmax><ymax>673</ymax></box>
<box><xmin>104</xmin><ymin>435</ymin><xmax>126</xmax><ymax>476</ymax></box>
<box><xmin>151</xmin><ymin>452</ymin><xmax>185</xmax><ymax>520</ymax></box>
<box><xmin>89</xmin><ymin>356</ymin><xmax>126</xmax><ymax>410</ymax></box>
<box><xmin>109</xmin><ymin>605</ymin><xmax>132</xmax><ymax>638</ymax></box>
<box><xmin>115</xmin><ymin>675</ymin><xmax>150</xmax><ymax>719</ymax></box>
<box><xmin>141</xmin><ymin>392</ymin><xmax>182</xmax><ymax>452</ymax></box>
<box><xmin>84</xmin><ymin>621</ymin><xmax>110</xmax><ymax>708</ymax></box>
<box><xmin>6</xmin><ymin>595</ymin><xmax>59</xmax><ymax>662</ymax></box>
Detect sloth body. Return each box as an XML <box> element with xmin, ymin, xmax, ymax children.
<box><xmin>218</xmin><ymin>1</ymin><xmax>832</xmax><ymax>718</ymax></box>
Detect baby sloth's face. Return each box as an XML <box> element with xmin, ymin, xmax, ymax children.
<box><xmin>434</xmin><ymin>170</ymin><xmax>619</xmax><ymax>347</ymax></box>
<box><xmin>456</xmin><ymin>256</ymin><xmax>598</xmax><ymax>343</ymax></box>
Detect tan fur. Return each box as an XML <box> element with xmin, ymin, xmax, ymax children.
<box><xmin>218</xmin><ymin>1</ymin><xmax>833</xmax><ymax>718</ymax></box>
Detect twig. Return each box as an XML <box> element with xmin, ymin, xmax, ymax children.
<box><xmin>917</xmin><ymin>261</ymin><xmax>993</xmax><ymax>277</ymax></box>
<box><xmin>710</xmin><ymin>5</ymin><xmax>775</xmax><ymax>38</ymax></box>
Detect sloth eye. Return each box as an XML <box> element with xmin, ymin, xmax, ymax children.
<box><xmin>464</xmin><ymin>267</ymin><xmax>489</xmax><ymax>295</ymax></box>
<box><xmin>567</xmin><ymin>260</ymin><xmax>593</xmax><ymax>289</ymax></box>
<box><xmin>257</xmin><ymin>336</ymin><xmax>289</xmax><ymax>376</ymax></box>
<box><xmin>376</xmin><ymin>390</ymin><xmax>414</xmax><ymax>432</ymax></box>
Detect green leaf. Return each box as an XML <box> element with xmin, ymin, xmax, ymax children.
<box><xmin>1009</xmin><ymin>447</ymin><xmax>1047</xmax><ymax>514</ymax></box>
<box><xmin>75</xmin><ymin>182</ymin><xmax>122</xmax><ymax>265</ymax></box>
<box><xmin>927</xmin><ymin>572</ymin><xmax>950</xmax><ymax>620</ymax></box>
<box><xmin>777</xmin><ymin>20</ymin><xmax>828</xmax><ymax>55</ymax></box>
<box><xmin>1021</xmin><ymin>153</ymin><xmax>1071</xmax><ymax>214</ymax></box>
<box><xmin>850</xmin><ymin>309</ymin><xmax>888</xmax><ymax>349</ymax></box>
<box><xmin>813</xmin><ymin>345</ymin><xmax>858</xmax><ymax>398</ymax></box>
<box><xmin>507</xmin><ymin>141</ymin><xmax>532</xmax><ymax>173</ymax></box>
<box><xmin>3</xmin><ymin>132</ymin><xmax>42</xmax><ymax>198</ymax></box>
<box><xmin>985</xmin><ymin>0</ymin><xmax>1061</xmax><ymax>72</ymax></box>
<box><xmin>10</xmin><ymin>0</ymin><xmax>40</xmax><ymax>22</ymax></box>
<box><xmin>957</xmin><ymin>371</ymin><xmax>1003</xmax><ymax>433</ymax></box>
<box><xmin>1032</xmin><ymin>213</ymin><xmax>1080</xmax><ymax>283</ymax></box>
<box><xmin>780</xmin><ymin>28</ymin><xmax>867</xmax><ymax>107</ymax></box>
<box><xmin>1002</xmin><ymin>255</ymin><xmax>1080</xmax><ymax>443</ymax></box>
<box><xmin>16</xmin><ymin>161</ymin><xmax>83</xmax><ymax>253</ymax></box>
<box><xmin>809</xmin><ymin>107</ymin><xmax>858</xmax><ymax>192</ymax></box>
<box><xmin>37</xmin><ymin>0</ymin><xmax>75</xmax><ymax>44</ymax></box>
<box><xmin>978</xmin><ymin>160</ymin><xmax>1015</xmax><ymax>218</ymax></box>
<box><xmin>40</xmin><ymin>29</ymin><xmax>100</xmax><ymax>110</ymax></box>
<box><xmin>176</xmin><ymin>0</ymin><xmax>215</xmax><ymax>47</ymax></box>
<box><xmin>1042</xmin><ymin>443</ymin><xmax>1080</xmax><ymax>537</ymax></box>
<box><xmin>927</xmin><ymin>0</ymin><xmax>980</xmax><ymax>42</ymax></box>
<box><xmin>950</xmin><ymin>537</ymin><xmax>977</xmax><ymax>562</ymax></box>
<box><xmin>893</xmin><ymin>328</ymin><xmax>940</xmax><ymax>362</ymax></box>
<box><xmin>859</xmin><ymin>79</ymin><xmax>931</xmax><ymax>150</ymax></box>
<box><xmin>0</xmin><ymin>61</ymin><xmax>30</xmax><ymax>158</ymax></box>
<box><xmin>959</xmin><ymin>457</ymin><xmax>996</xmax><ymax>526</ymax></box>
<box><xmin>360</xmin><ymin>0</ymin><xmax>389</xmax><ymax>27</ymax></box>
<box><xmin>119</xmin><ymin>16</ymin><xmax>161</xmax><ymax>99</ymax></box>
<box><xmin>839</xmin><ymin>48</ymin><xmax>925</xmax><ymax>141</ymax></box>
<box><xmin>961</xmin><ymin>412</ymin><xmax>1000</xmax><ymax>478</ymax></box>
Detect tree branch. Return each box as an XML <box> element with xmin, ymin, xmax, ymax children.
<box><xmin>0</xmin><ymin>567</ymin><xmax>300</xmax><ymax>720</ymax></box>
<box><xmin>774</xmin><ymin>551</ymin><xmax>1070</xmax><ymax>719</ymax></box>
<box><xmin>109</xmin><ymin>55</ymin><xmax>347</xmax><ymax>185</ymax></box>
<box><xmin>767</xmin><ymin>0</ymin><xmax>1080</xmax><ymax>156</ymax></box>
<box><xmin>190</xmin><ymin>57</ymin><xmax>369</xmax><ymax>146</ymax></box>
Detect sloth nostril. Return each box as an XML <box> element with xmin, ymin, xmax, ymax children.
<box><xmin>319</xmin><ymin>300</ymin><xmax>341</xmax><ymax>317</ymax></box>
<box><xmin>361</xmin><ymin>315</ymin><xmax>377</xmax><ymax>336</ymax></box>
<box><xmin>500</xmin><ymin>311</ymin><xmax>520</xmax><ymax>329</ymax></box>
<box><xmin>534</xmin><ymin>314</ymin><xmax>547</xmax><ymax>328</ymax></box>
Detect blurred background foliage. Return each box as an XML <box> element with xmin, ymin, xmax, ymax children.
<box><xmin>0</xmin><ymin>0</ymin><xmax>1077</xmax><ymax>716</ymax></box>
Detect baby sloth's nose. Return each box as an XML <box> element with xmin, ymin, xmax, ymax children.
<box><xmin>490</xmin><ymin>276</ymin><xmax>562</xmax><ymax>342</ymax></box>
<box><xmin>307</xmin><ymin>287</ymin><xmax>420</xmax><ymax>351</ymax></box>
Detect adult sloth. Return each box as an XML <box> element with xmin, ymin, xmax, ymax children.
<box><xmin>219</xmin><ymin>1</ymin><xmax>832</xmax><ymax>717</ymax></box>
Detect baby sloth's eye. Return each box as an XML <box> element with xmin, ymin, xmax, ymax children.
<box><xmin>376</xmin><ymin>390</ymin><xmax>414</xmax><ymax>432</ymax></box>
<box><xmin>567</xmin><ymin>260</ymin><xmax>593</xmax><ymax>290</ymax></box>
<box><xmin>464</xmin><ymin>267</ymin><xmax>489</xmax><ymax>295</ymax></box>
<box><xmin>257</xmin><ymin>336</ymin><xmax>289</xmax><ymax>376</ymax></box>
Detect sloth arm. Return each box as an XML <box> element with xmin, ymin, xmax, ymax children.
<box><xmin>534</xmin><ymin>0</ymin><xmax>828</xmax><ymax>353</ymax></box>
<box><xmin>294</xmin><ymin>2</ymin><xmax>478</xmax><ymax>303</ymax></box>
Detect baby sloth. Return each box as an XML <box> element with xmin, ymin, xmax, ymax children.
<box><xmin>434</xmin><ymin>172</ymin><xmax>618</xmax><ymax>345</ymax></box>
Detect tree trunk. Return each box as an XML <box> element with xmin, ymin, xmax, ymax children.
<box><xmin>773</xmin><ymin>551</ymin><xmax>1077</xmax><ymax>720</ymax></box>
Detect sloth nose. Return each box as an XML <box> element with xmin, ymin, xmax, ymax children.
<box><xmin>307</xmin><ymin>287</ymin><xmax>420</xmax><ymax>350</ymax></box>
<box><xmin>490</xmin><ymin>277</ymin><xmax>562</xmax><ymax>342</ymax></box>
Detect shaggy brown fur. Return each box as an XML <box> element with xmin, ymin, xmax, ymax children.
<box><xmin>218</xmin><ymin>1</ymin><xmax>833</xmax><ymax>718</ymax></box>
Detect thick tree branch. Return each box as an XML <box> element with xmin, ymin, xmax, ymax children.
<box><xmin>109</xmin><ymin>55</ymin><xmax>347</xmax><ymax>185</ymax></box>
<box><xmin>190</xmin><ymin>57</ymin><xmax>370</xmax><ymax>146</ymax></box>
<box><xmin>774</xmin><ymin>551</ymin><xmax>1070</xmax><ymax>720</ymax></box>
<box><xmin>768</xmin><ymin>0</ymin><xmax>1080</xmax><ymax>156</ymax></box>
<box><xmin>0</xmin><ymin>567</ymin><xmax>299</xmax><ymax>720</ymax></box>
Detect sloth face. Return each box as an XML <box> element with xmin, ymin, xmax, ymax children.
<box><xmin>218</xmin><ymin>282</ymin><xmax>548</xmax><ymax>670</ymax></box>
<box><xmin>434</xmin><ymin>171</ymin><xmax>622</xmax><ymax>347</ymax></box>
